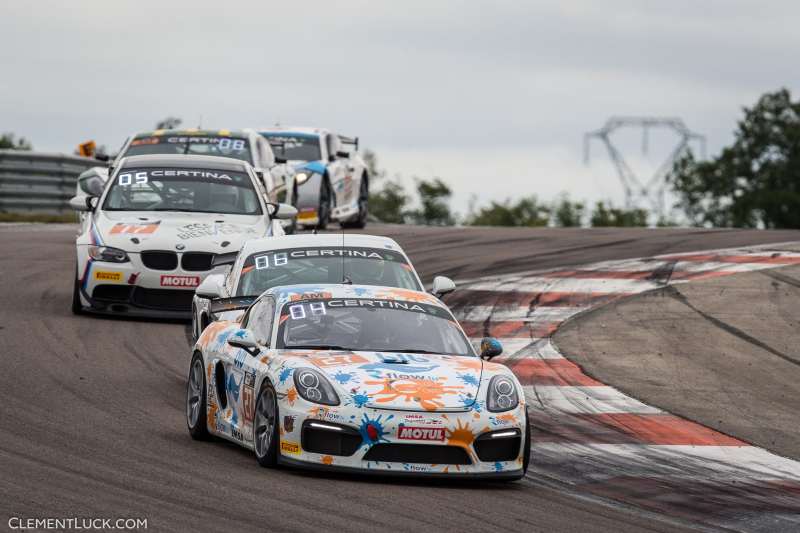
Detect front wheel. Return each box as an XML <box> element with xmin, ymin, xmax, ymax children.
<box><xmin>253</xmin><ymin>380</ymin><xmax>280</xmax><ymax>467</ymax></box>
<box><xmin>71</xmin><ymin>263</ymin><xmax>84</xmax><ymax>315</ymax></box>
<box><xmin>316</xmin><ymin>178</ymin><xmax>332</xmax><ymax>230</ymax></box>
<box><xmin>340</xmin><ymin>176</ymin><xmax>368</xmax><ymax>229</ymax></box>
<box><xmin>522</xmin><ymin>406</ymin><xmax>531</xmax><ymax>475</ymax></box>
<box><xmin>186</xmin><ymin>353</ymin><xmax>210</xmax><ymax>440</ymax></box>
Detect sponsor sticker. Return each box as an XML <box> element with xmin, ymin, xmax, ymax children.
<box><xmin>283</xmin><ymin>415</ymin><xmax>296</xmax><ymax>433</ymax></box>
<box><xmin>297</xmin><ymin>208</ymin><xmax>317</xmax><ymax>221</ymax></box>
<box><xmin>160</xmin><ymin>275</ymin><xmax>200</xmax><ymax>287</ymax></box>
<box><xmin>397</xmin><ymin>426</ymin><xmax>446</xmax><ymax>442</ymax></box>
<box><xmin>110</xmin><ymin>221</ymin><xmax>160</xmax><ymax>235</ymax></box>
<box><xmin>280</xmin><ymin>440</ymin><xmax>301</xmax><ymax>455</ymax></box>
<box><xmin>94</xmin><ymin>270</ymin><xmax>122</xmax><ymax>282</ymax></box>
<box><xmin>309</xmin><ymin>354</ymin><xmax>369</xmax><ymax>367</ymax></box>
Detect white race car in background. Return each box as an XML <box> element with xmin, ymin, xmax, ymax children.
<box><xmin>260</xmin><ymin>127</ymin><xmax>369</xmax><ymax>229</ymax></box>
<box><xmin>69</xmin><ymin>154</ymin><xmax>295</xmax><ymax>318</ymax></box>
<box><xmin>78</xmin><ymin>129</ymin><xmax>299</xmax><ymax>231</ymax></box>
<box><xmin>191</xmin><ymin>233</ymin><xmax>457</xmax><ymax>342</ymax></box>
<box><xmin>187</xmin><ymin>284</ymin><xmax>529</xmax><ymax>479</ymax></box>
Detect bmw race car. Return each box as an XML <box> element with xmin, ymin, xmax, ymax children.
<box><xmin>191</xmin><ymin>233</ymin><xmax>457</xmax><ymax>343</ymax></box>
<box><xmin>186</xmin><ymin>284</ymin><xmax>530</xmax><ymax>479</ymax></box>
<box><xmin>78</xmin><ymin>129</ymin><xmax>299</xmax><ymax>230</ymax></box>
<box><xmin>260</xmin><ymin>127</ymin><xmax>368</xmax><ymax>229</ymax></box>
<box><xmin>69</xmin><ymin>154</ymin><xmax>296</xmax><ymax>318</ymax></box>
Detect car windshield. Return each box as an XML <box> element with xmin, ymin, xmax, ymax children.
<box><xmin>103</xmin><ymin>167</ymin><xmax>262</xmax><ymax>215</ymax></box>
<box><xmin>276</xmin><ymin>298</ymin><xmax>474</xmax><ymax>356</ymax></box>
<box><xmin>123</xmin><ymin>135</ymin><xmax>252</xmax><ymax>163</ymax></box>
<box><xmin>236</xmin><ymin>247</ymin><xmax>421</xmax><ymax>296</ymax></box>
<box><xmin>263</xmin><ymin>134</ymin><xmax>321</xmax><ymax>161</ymax></box>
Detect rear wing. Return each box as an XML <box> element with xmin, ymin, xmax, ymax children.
<box><xmin>209</xmin><ymin>296</ymin><xmax>256</xmax><ymax>318</ymax></box>
<box><xmin>338</xmin><ymin>135</ymin><xmax>359</xmax><ymax>151</ymax></box>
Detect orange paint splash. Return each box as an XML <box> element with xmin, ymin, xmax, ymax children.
<box><xmin>321</xmin><ymin>455</ymin><xmax>334</xmax><ymax>465</ymax></box>
<box><xmin>365</xmin><ymin>377</ymin><xmax>463</xmax><ymax>411</ymax></box>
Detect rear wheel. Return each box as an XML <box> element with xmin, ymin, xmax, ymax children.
<box><xmin>341</xmin><ymin>176</ymin><xmax>368</xmax><ymax>229</ymax></box>
<box><xmin>71</xmin><ymin>263</ymin><xmax>84</xmax><ymax>315</ymax></box>
<box><xmin>187</xmin><ymin>353</ymin><xmax>210</xmax><ymax>440</ymax></box>
<box><xmin>254</xmin><ymin>380</ymin><xmax>280</xmax><ymax>467</ymax></box>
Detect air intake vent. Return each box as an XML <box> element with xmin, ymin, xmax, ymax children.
<box><xmin>362</xmin><ymin>444</ymin><xmax>471</xmax><ymax>465</ymax></box>
<box><xmin>140</xmin><ymin>251</ymin><xmax>178</xmax><ymax>270</ymax></box>
<box><xmin>181</xmin><ymin>252</ymin><xmax>214</xmax><ymax>272</ymax></box>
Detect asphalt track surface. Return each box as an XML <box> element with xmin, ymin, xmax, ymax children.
<box><xmin>2</xmin><ymin>222</ymin><xmax>800</xmax><ymax>532</ymax></box>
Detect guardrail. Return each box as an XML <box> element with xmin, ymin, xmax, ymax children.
<box><xmin>0</xmin><ymin>150</ymin><xmax>98</xmax><ymax>214</ymax></box>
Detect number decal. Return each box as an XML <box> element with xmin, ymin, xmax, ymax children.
<box><xmin>118</xmin><ymin>171</ymin><xmax>148</xmax><ymax>186</ymax></box>
<box><xmin>255</xmin><ymin>256</ymin><xmax>269</xmax><ymax>270</ymax></box>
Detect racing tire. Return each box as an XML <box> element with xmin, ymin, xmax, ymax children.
<box><xmin>522</xmin><ymin>406</ymin><xmax>531</xmax><ymax>475</ymax></box>
<box><xmin>340</xmin><ymin>176</ymin><xmax>368</xmax><ymax>229</ymax></box>
<box><xmin>186</xmin><ymin>352</ymin><xmax>210</xmax><ymax>440</ymax></box>
<box><xmin>253</xmin><ymin>380</ymin><xmax>280</xmax><ymax>467</ymax></box>
<box><xmin>316</xmin><ymin>178</ymin><xmax>332</xmax><ymax>231</ymax></box>
<box><xmin>71</xmin><ymin>263</ymin><xmax>84</xmax><ymax>315</ymax></box>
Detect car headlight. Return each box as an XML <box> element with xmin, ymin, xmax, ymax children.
<box><xmin>487</xmin><ymin>375</ymin><xmax>519</xmax><ymax>412</ymax></box>
<box><xmin>88</xmin><ymin>245</ymin><xmax>129</xmax><ymax>263</ymax></box>
<box><xmin>293</xmin><ymin>368</ymin><xmax>339</xmax><ymax>406</ymax></box>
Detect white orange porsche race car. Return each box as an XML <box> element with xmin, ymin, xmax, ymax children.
<box><xmin>186</xmin><ymin>284</ymin><xmax>530</xmax><ymax>479</ymax></box>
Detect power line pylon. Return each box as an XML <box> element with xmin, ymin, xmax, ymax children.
<box><xmin>584</xmin><ymin>116</ymin><xmax>706</xmax><ymax>218</ymax></box>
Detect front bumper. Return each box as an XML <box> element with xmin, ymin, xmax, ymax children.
<box><xmin>77</xmin><ymin>248</ymin><xmax>227</xmax><ymax>319</ymax></box>
<box><xmin>276</xmin><ymin>400</ymin><xmax>527</xmax><ymax>478</ymax></box>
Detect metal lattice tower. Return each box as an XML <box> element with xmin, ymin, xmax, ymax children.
<box><xmin>584</xmin><ymin>117</ymin><xmax>706</xmax><ymax>218</ymax></box>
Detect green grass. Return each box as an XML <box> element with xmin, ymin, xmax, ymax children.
<box><xmin>0</xmin><ymin>212</ymin><xmax>78</xmax><ymax>223</ymax></box>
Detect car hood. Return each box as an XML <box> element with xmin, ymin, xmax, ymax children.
<box><xmin>93</xmin><ymin>211</ymin><xmax>268</xmax><ymax>252</ymax></box>
<box><xmin>295</xmin><ymin>350</ymin><xmax>483</xmax><ymax>411</ymax></box>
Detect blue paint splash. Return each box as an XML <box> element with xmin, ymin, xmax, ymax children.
<box><xmin>350</xmin><ymin>390</ymin><xmax>370</xmax><ymax>408</ymax></box>
<box><xmin>457</xmin><ymin>372</ymin><xmax>479</xmax><ymax>386</ymax></box>
<box><xmin>278</xmin><ymin>366</ymin><xmax>294</xmax><ymax>385</ymax></box>
<box><xmin>358</xmin><ymin>413</ymin><xmax>394</xmax><ymax>448</ymax></box>
<box><xmin>333</xmin><ymin>370</ymin><xmax>355</xmax><ymax>385</ymax></box>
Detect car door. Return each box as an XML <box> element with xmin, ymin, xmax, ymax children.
<box><xmin>227</xmin><ymin>296</ymin><xmax>275</xmax><ymax>444</ymax></box>
<box><xmin>324</xmin><ymin>133</ymin><xmax>349</xmax><ymax>207</ymax></box>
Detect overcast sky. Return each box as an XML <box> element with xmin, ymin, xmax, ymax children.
<box><xmin>2</xmin><ymin>1</ymin><xmax>799</xmax><ymax>217</ymax></box>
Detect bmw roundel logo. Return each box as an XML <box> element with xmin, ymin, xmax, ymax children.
<box><xmin>175</xmin><ymin>243</ymin><xmax>186</xmax><ymax>250</ymax></box>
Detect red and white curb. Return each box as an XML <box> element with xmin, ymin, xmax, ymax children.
<box><xmin>448</xmin><ymin>244</ymin><xmax>800</xmax><ymax>531</ymax></box>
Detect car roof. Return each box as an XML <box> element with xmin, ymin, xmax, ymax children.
<box><xmin>265</xmin><ymin>283</ymin><xmax>442</xmax><ymax>307</ymax></box>
<box><xmin>259</xmin><ymin>127</ymin><xmax>325</xmax><ymax>138</ymax></box>
<box><xmin>119</xmin><ymin>154</ymin><xmax>252</xmax><ymax>171</ymax></box>
<box><xmin>238</xmin><ymin>233</ymin><xmax>406</xmax><ymax>256</ymax></box>
<box><xmin>132</xmin><ymin>128</ymin><xmax>250</xmax><ymax>138</ymax></box>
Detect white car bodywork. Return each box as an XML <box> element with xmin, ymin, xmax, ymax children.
<box><xmin>190</xmin><ymin>234</ymin><xmax>427</xmax><ymax>342</ymax></box>
<box><xmin>260</xmin><ymin>127</ymin><xmax>369</xmax><ymax>229</ymax></box>
<box><xmin>188</xmin><ymin>284</ymin><xmax>528</xmax><ymax>479</ymax></box>
<box><xmin>71</xmin><ymin>154</ymin><xmax>287</xmax><ymax>319</ymax></box>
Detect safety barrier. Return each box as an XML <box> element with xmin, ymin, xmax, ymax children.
<box><xmin>0</xmin><ymin>150</ymin><xmax>97</xmax><ymax>214</ymax></box>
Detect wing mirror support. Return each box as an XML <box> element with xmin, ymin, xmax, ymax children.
<box><xmin>69</xmin><ymin>195</ymin><xmax>97</xmax><ymax>212</ymax></box>
<box><xmin>431</xmin><ymin>275</ymin><xmax>456</xmax><ymax>298</ymax></box>
<box><xmin>267</xmin><ymin>202</ymin><xmax>298</xmax><ymax>220</ymax></box>
<box><xmin>228</xmin><ymin>329</ymin><xmax>260</xmax><ymax>357</ymax></box>
<box><xmin>480</xmin><ymin>337</ymin><xmax>503</xmax><ymax>360</ymax></box>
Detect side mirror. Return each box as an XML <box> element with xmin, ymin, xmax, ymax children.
<box><xmin>195</xmin><ymin>274</ymin><xmax>224</xmax><ymax>299</ymax></box>
<box><xmin>267</xmin><ymin>202</ymin><xmax>298</xmax><ymax>220</ymax></box>
<box><xmin>69</xmin><ymin>195</ymin><xmax>95</xmax><ymax>212</ymax></box>
<box><xmin>480</xmin><ymin>337</ymin><xmax>503</xmax><ymax>360</ymax></box>
<box><xmin>335</xmin><ymin>150</ymin><xmax>350</xmax><ymax>158</ymax></box>
<box><xmin>294</xmin><ymin>172</ymin><xmax>310</xmax><ymax>186</ymax></box>
<box><xmin>431</xmin><ymin>275</ymin><xmax>456</xmax><ymax>297</ymax></box>
<box><xmin>228</xmin><ymin>329</ymin><xmax>260</xmax><ymax>356</ymax></box>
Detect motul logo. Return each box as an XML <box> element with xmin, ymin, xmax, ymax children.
<box><xmin>160</xmin><ymin>275</ymin><xmax>200</xmax><ymax>287</ymax></box>
<box><xmin>397</xmin><ymin>426</ymin><xmax>445</xmax><ymax>441</ymax></box>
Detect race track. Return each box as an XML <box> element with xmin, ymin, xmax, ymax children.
<box><xmin>2</xmin><ymin>222</ymin><xmax>800</xmax><ymax>532</ymax></box>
